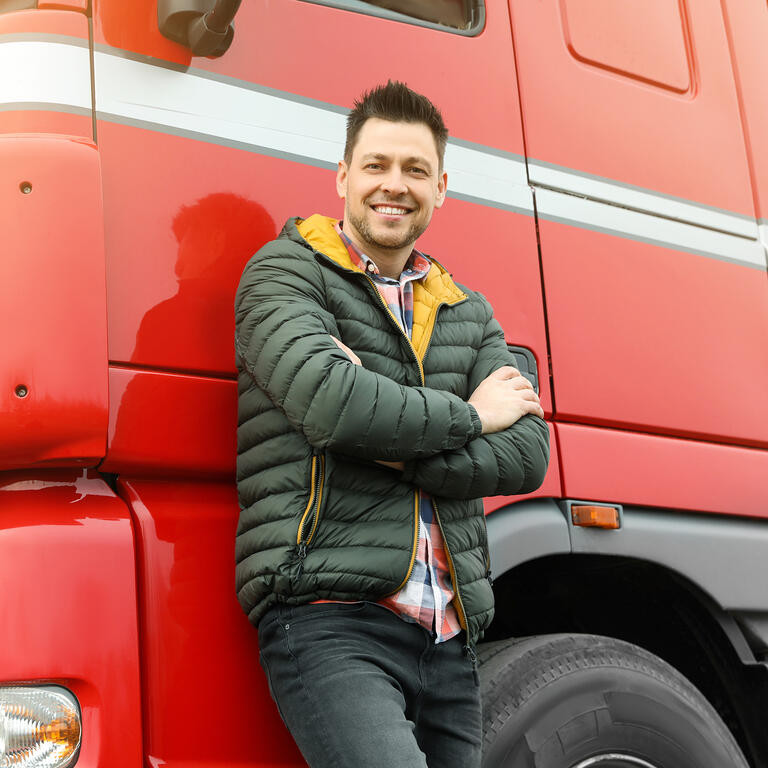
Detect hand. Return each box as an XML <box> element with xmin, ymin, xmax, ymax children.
<box><xmin>468</xmin><ymin>366</ymin><xmax>544</xmax><ymax>434</ymax></box>
<box><xmin>374</xmin><ymin>459</ymin><xmax>405</xmax><ymax>471</ymax></box>
<box><xmin>331</xmin><ymin>336</ymin><xmax>362</xmax><ymax>366</ymax></box>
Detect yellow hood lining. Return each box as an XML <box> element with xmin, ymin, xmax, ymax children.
<box><xmin>296</xmin><ymin>214</ymin><xmax>467</xmax><ymax>361</ymax></box>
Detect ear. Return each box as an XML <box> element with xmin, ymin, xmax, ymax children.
<box><xmin>434</xmin><ymin>170</ymin><xmax>448</xmax><ymax>209</ymax></box>
<box><xmin>336</xmin><ymin>161</ymin><xmax>348</xmax><ymax>200</ymax></box>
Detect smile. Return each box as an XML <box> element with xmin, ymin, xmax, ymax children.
<box><xmin>371</xmin><ymin>204</ymin><xmax>412</xmax><ymax>215</ymax></box>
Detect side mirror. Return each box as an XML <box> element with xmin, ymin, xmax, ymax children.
<box><xmin>158</xmin><ymin>0</ymin><xmax>241</xmax><ymax>57</ymax></box>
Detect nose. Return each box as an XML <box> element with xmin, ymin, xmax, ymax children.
<box><xmin>380</xmin><ymin>168</ymin><xmax>408</xmax><ymax>197</ymax></box>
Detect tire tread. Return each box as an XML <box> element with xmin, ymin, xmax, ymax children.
<box><xmin>477</xmin><ymin>634</ymin><xmax>748</xmax><ymax>766</ymax></box>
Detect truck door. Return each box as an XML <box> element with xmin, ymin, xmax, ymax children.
<box><xmin>509</xmin><ymin>0</ymin><xmax>768</xmax><ymax>510</ymax></box>
<box><xmin>91</xmin><ymin>1</ymin><xmax>557</xmax><ymax>766</ymax></box>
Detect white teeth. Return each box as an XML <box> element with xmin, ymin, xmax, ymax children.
<box><xmin>374</xmin><ymin>205</ymin><xmax>408</xmax><ymax>215</ymax></box>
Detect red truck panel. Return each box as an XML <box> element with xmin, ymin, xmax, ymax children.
<box><xmin>0</xmin><ymin>471</ymin><xmax>143</xmax><ymax>768</ymax></box>
<box><xmin>99</xmin><ymin>122</ymin><xmax>280</xmax><ymax>376</ymax></box>
<box><xmin>0</xmin><ymin>137</ymin><xmax>108</xmax><ymax>470</ymax></box>
<box><xmin>0</xmin><ymin>10</ymin><xmax>92</xmax><ymax>140</ymax></box>
<box><xmin>509</xmin><ymin>0</ymin><xmax>754</xmax><ymax>217</ymax></box>
<box><xmin>558</xmin><ymin>422</ymin><xmax>768</xmax><ymax>520</ymax></box>
<box><xmin>117</xmin><ymin>478</ymin><xmax>302</xmax><ymax>767</ymax></box>
<box><xmin>101</xmin><ymin>366</ymin><xmax>236</xmax><ymax>478</ymax></box>
<box><xmin>539</xmin><ymin>216</ymin><xmax>768</xmax><ymax>446</ymax></box>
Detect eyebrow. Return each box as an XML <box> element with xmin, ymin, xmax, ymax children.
<box><xmin>360</xmin><ymin>153</ymin><xmax>434</xmax><ymax>171</ymax></box>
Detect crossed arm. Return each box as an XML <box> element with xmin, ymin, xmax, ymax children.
<box><xmin>332</xmin><ymin>314</ymin><xmax>550</xmax><ymax>500</ymax></box>
<box><xmin>235</xmin><ymin>247</ymin><xmax>549</xmax><ymax>497</ymax></box>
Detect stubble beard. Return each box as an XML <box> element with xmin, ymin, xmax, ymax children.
<box><xmin>347</xmin><ymin>206</ymin><xmax>428</xmax><ymax>253</ymax></box>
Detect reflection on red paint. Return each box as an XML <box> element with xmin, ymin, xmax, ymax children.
<box><xmin>129</xmin><ymin>193</ymin><xmax>275</xmax><ymax>373</ymax></box>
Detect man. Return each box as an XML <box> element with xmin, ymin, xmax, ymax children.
<box><xmin>234</xmin><ymin>81</ymin><xmax>549</xmax><ymax>768</ymax></box>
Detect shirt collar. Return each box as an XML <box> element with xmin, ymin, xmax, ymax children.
<box><xmin>335</xmin><ymin>221</ymin><xmax>431</xmax><ymax>280</ymax></box>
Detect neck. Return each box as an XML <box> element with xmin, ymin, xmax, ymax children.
<box><xmin>342</xmin><ymin>227</ymin><xmax>412</xmax><ymax>280</ymax></box>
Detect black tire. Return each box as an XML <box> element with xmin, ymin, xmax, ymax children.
<box><xmin>479</xmin><ymin>634</ymin><xmax>749</xmax><ymax>768</ymax></box>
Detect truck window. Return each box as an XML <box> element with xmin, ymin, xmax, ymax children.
<box><xmin>298</xmin><ymin>0</ymin><xmax>484</xmax><ymax>34</ymax></box>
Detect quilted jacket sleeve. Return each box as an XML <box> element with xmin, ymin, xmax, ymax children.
<box><xmin>400</xmin><ymin>303</ymin><xmax>550</xmax><ymax>499</ymax></box>
<box><xmin>235</xmin><ymin>243</ymin><xmax>483</xmax><ymax>460</ymax></box>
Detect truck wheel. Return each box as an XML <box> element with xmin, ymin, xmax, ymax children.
<box><xmin>478</xmin><ymin>634</ymin><xmax>749</xmax><ymax>768</ymax></box>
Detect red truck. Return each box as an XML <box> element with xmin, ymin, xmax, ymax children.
<box><xmin>2</xmin><ymin>1</ymin><xmax>767</xmax><ymax>766</ymax></box>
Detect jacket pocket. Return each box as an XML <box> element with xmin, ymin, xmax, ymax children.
<box><xmin>295</xmin><ymin>452</ymin><xmax>326</xmax><ymax>573</ymax></box>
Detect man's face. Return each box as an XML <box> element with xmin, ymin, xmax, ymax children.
<box><xmin>336</xmin><ymin>118</ymin><xmax>447</xmax><ymax>257</ymax></box>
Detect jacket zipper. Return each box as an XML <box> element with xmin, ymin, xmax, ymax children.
<box><xmin>385</xmin><ymin>490</ymin><xmax>420</xmax><ymax>595</ymax></box>
<box><xmin>363</xmin><ymin>274</ymin><xmax>429</xmax><ymax>382</ymax></box>
<box><xmin>361</xmin><ymin>274</ymin><xmax>471</xmax><ymax>629</ymax></box>
<box><xmin>432</xmin><ymin>497</ymin><xmax>469</xmax><ymax>631</ymax></box>
<box><xmin>434</xmin><ymin>496</ymin><xmax>479</xmax><ymax>668</ymax></box>
<box><xmin>361</xmin><ymin>274</ymin><xmax>428</xmax><ymax>593</ymax></box>
<box><xmin>296</xmin><ymin>453</ymin><xmax>325</xmax><ymax>576</ymax></box>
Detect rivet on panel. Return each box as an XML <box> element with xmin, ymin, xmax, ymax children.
<box><xmin>14</xmin><ymin>385</ymin><xmax>29</xmax><ymax>398</ymax></box>
<box><xmin>19</xmin><ymin>182</ymin><xmax>33</xmax><ymax>194</ymax></box>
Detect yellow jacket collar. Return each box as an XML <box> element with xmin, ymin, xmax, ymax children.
<box><xmin>296</xmin><ymin>214</ymin><xmax>467</xmax><ymax>306</ymax></box>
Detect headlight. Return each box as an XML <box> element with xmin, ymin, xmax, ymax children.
<box><xmin>0</xmin><ymin>685</ymin><xmax>81</xmax><ymax>767</ymax></box>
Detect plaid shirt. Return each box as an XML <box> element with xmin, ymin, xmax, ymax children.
<box><xmin>335</xmin><ymin>222</ymin><xmax>462</xmax><ymax>643</ymax></box>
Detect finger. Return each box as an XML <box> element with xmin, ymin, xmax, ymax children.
<box><xmin>330</xmin><ymin>335</ymin><xmax>353</xmax><ymax>356</ymax></box>
<box><xmin>525</xmin><ymin>399</ymin><xmax>545</xmax><ymax>418</ymax></box>
<box><xmin>330</xmin><ymin>335</ymin><xmax>362</xmax><ymax>365</ymax></box>
<box><xmin>517</xmin><ymin>400</ymin><xmax>544</xmax><ymax>419</ymax></box>
<box><xmin>511</xmin><ymin>387</ymin><xmax>538</xmax><ymax>401</ymax></box>
<box><xmin>509</xmin><ymin>375</ymin><xmax>534</xmax><ymax>391</ymax></box>
<box><xmin>490</xmin><ymin>365</ymin><xmax>520</xmax><ymax>380</ymax></box>
<box><xmin>516</xmin><ymin>393</ymin><xmax>542</xmax><ymax>414</ymax></box>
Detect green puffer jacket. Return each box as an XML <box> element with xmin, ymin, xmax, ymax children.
<box><xmin>234</xmin><ymin>214</ymin><xmax>550</xmax><ymax>646</ymax></box>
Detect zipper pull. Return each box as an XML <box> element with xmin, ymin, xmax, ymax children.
<box><xmin>486</xmin><ymin>569</ymin><xmax>494</xmax><ymax>587</ymax></box>
<box><xmin>296</xmin><ymin>543</ymin><xmax>308</xmax><ymax>578</ymax></box>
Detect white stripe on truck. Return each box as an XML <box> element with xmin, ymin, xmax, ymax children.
<box><xmin>1</xmin><ymin>37</ymin><xmax>765</xmax><ymax>270</ymax></box>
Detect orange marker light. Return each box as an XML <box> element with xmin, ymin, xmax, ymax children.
<box><xmin>571</xmin><ymin>505</ymin><xmax>620</xmax><ymax>529</ymax></box>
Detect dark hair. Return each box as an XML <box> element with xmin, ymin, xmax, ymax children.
<box><xmin>344</xmin><ymin>81</ymin><xmax>448</xmax><ymax>169</ymax></box>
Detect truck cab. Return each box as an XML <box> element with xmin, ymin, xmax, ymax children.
<box><xmin>1</xmin><ymin>1</ymin><xmax>767</xmax><ymax>766</ymax></box>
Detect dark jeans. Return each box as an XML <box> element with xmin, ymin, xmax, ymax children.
<box><xmin>258</xmin><ymin>601</ymin><xmax>482</xmax><ymax>768</ymax></box>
